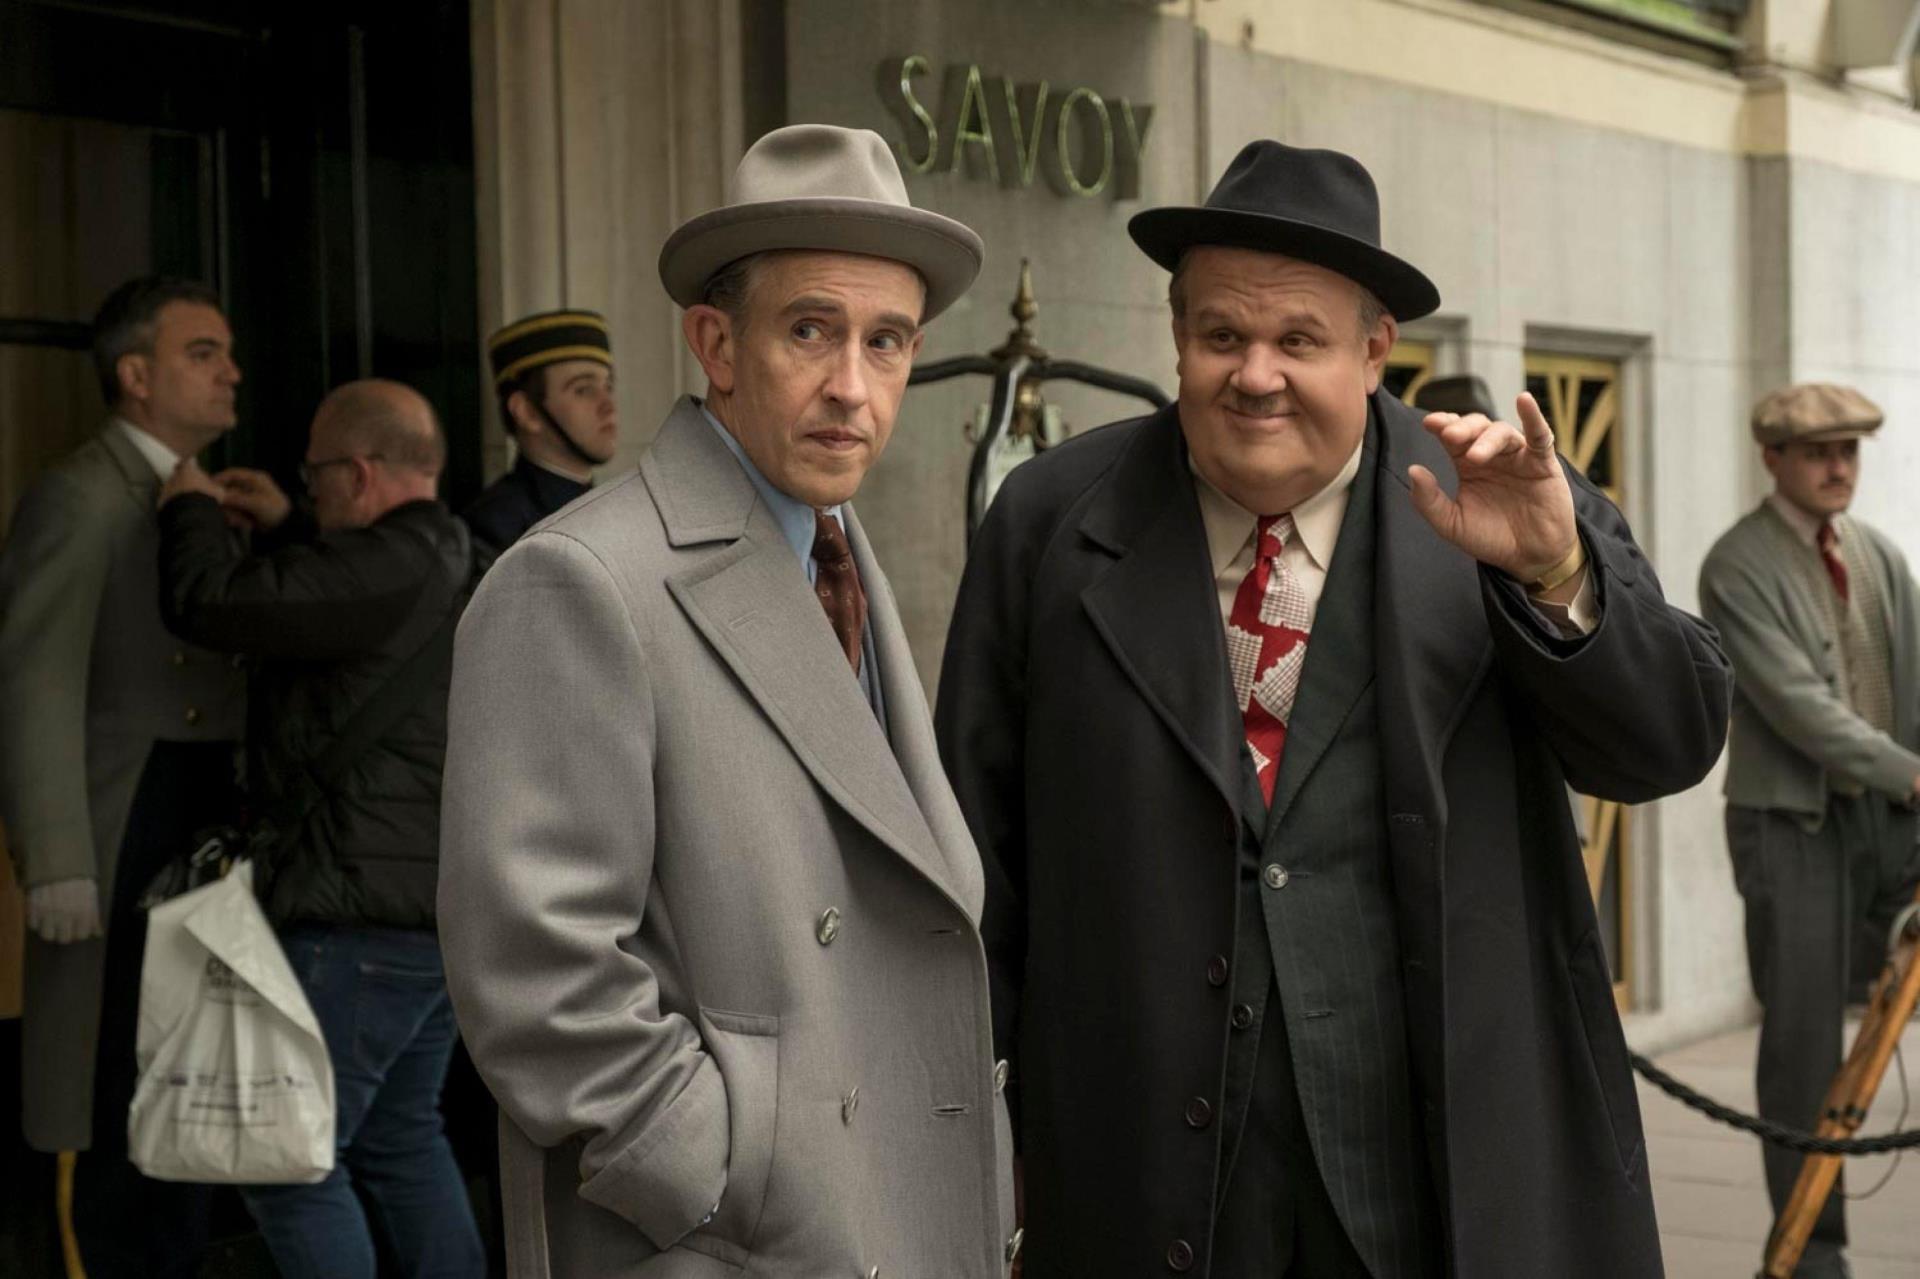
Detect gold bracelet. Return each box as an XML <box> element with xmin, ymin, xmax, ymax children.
<box><xmin>1529</xmin><ymin>540</ymin><xmax>1587</xmax><ymax>594</ymax></box>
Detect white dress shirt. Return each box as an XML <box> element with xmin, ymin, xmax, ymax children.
<box><xmin>115</xmin><ymin>418</ymin><xmax>183</xmax><ymax>483</ymax></box>
<box><xmin>1191</xmin><ymin>441</ymin><xmax>1597</xmax><ymax>637</ymax></box>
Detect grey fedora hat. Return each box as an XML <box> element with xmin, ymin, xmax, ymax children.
<box><xmin>658</xmin><ymin>124</ymin><xmax>985</xmax><ymax>321</ymax></box>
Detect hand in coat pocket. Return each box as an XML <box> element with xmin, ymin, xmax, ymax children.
<box><xmin>681</xmin><ymin>1008</ymin><xmax>781</xmax><ymax>1267</ymax></box>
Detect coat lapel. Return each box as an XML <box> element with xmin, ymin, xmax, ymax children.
<box><xmin>1078</xmin><ymin>409</ymin><xmax>1258</xmax><ymax>834</ymax></box>
<box><xmin>99</xmin><ymin>422</ymin><xmax>161</xmax><ymax>510</ymax></box>
<box><xmin>1263</xmin><ymin>422</ymin><xmax>1380</xmax><ymax>840</ymax></box>
<box><xmin>648</xmin><ymin>400</ymin><xmax>960</xmax><ymax>908</ymax></box>
<box><xmin>1372</xmin><ymin>391</ymin><xmax>1495</xmax><ymax>834</ymax></box>
<box><xmin>847</xmin><ymin>507</ymin><xmax>984</xmax><ymax>920</ymax></box>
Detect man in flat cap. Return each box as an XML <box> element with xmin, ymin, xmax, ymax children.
<box><xmin>937</xmin><ymin>141</ymin><xmax>1730</xmax><ymax>1277</ymax></box>
<box><xmin>463</xmin><ymin>309</ymin><xmax>619</xmax><ymax>554</ymax></box>
<box><xmin>1699</xmin><ymin>383</ymin><xmax>1920</xmax><ymax>1277</ymax></box>
<box><xmin>438</xmin><ymin>125</ymin><xmax>1017</xmax><ymax>1277</ymax></box>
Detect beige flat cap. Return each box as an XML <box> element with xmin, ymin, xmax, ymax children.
<box><xmin>1751</xmin><ymin>382</ymin><xmax>1883</xmax><ymax>446</ymax></box>
<box><xmin>658</xmin><ymin>124</ymin><xmax>984</xmax><ymax>321</ymax></box>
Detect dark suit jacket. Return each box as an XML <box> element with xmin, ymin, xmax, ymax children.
<box><xmin>935</xmin><ymin>391</ymin><xmax>1731</xmax><ymax>1277</ymax></box>
<box><xmin>462</xmin><ymin>454</ymin><xmax>590</xmax><ymax>553</ymax></box>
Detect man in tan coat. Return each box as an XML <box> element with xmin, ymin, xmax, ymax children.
<box><xmin>438</xmin><ymin>125</ymin><xmax>1017</xmax><ymax>1277</ymax></box>
<box><xmin>0</xmin><ymin>277</ymin><xmax>246</xmax><ymax>1277</ymax></box>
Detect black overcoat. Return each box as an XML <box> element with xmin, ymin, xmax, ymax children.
<box><xmin>934</xmin><ymin>392</ymin><xmax>1731</xmax><ymax>1277</ymax></box>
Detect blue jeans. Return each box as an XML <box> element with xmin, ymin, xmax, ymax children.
<box><xmin>241</xmin><ymin>925</ymin><xmax>484</xmax><ymax>1279</ymax></box>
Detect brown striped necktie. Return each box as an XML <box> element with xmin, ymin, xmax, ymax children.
<box><xmin>811</xmin><ymin>511</ymin><xmax>866</xmax><ymax>675</ymax></box>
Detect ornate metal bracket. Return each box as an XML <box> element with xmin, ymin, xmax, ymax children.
<box><xmin>910</xmin><ymin>259</ymin><xmax>1170</xmax><ymax>544</ymax></box>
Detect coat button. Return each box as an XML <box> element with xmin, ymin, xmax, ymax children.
<box><xmin>1006</xmin><ymin>1226</ymin><xmax>1024</xmax><ymax>1263</ymax></box>
<box><xmin>1205</xmin><ymin>955</ymin><xmax>1229</xmax><ymax>987</ymax></box>
<box><xmin>1263</xmin><ymin>863</ymin><xmax>1289</xmax><ymax>890</ymax></box>
<box><xmin>842</xmin><ymin>1086</ymin><xmax>859</xmax><ymax>1124</ymax></box>
<box><xmin>184</xmin><ymin>707</ymin><xmax>201</xmax><ymax>726</ymax></box>
<box><xmin>993</xmin><ymin>1059</ymin><xmax>1009</xmax><ymax>1094</ymax></box>
<box><xmin>1231</xmin><ymin>1003</ymin><xmax>1254</xmax><ymax>1030</ymax></box>
<box><xmin>170</xmin><ymin>650</ymin><xmax>186</xmax><ymax>667</ymax></box>
<box><xmin>1184</xmin><ymin>1096</ymin><xmax>1212</xmax><ymax>1129</ymax></box>
<box><xmin>1167</xmin><ymin>1238</ymin><xmax>1195</xmax><ymax>1271</ymax></box>
<box><xmin>816</xmin><ymin>907</ymin><xmax>841</xmax><ymax>945</ymax></box>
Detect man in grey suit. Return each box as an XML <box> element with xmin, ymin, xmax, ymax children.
<box><xmin>1700</xmin><ymin>383</ymin><xmax>1920</xmax><ymax>1278</ymax></box>
<box><xmin>0</xmin><ymin>276</ymin><xmax>246</xmax><ymax>1277</ymax></box>
<box><xmin>438</xmin><ymin>125</ymin><xmax>1017</xmax><ymax>1277</ymax></box>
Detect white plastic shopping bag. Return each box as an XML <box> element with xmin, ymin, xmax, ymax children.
<box><xmin>129</xmin><ymin>860</ymin><xmax>335</xmax><ymax>1183</ymax></box>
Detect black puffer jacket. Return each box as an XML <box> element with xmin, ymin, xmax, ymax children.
<box><xmin>159</xmin><ymin>494</ymin><xmax>474</xmax><ymax>929</ymax></box>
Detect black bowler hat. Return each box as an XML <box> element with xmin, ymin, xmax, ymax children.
<box><xmin>1128</xmin><ymin>141</ymin><xmax>1440</xmax><ymax>321</ymax></box>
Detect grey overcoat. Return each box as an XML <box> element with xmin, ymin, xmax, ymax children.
<box><xmin>0</xmin><ymin>424</ymin><xmax>244</xmax><ymax>1150</ymax></box>
<box><xmin>438</xmin><ymin>398</ymin><xmax>1017</xmax><ymax>1278</ymax></box>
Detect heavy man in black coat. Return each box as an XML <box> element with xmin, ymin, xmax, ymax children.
<box><xmin>935</xmin><ymin>142</ymin><xmax>1730</xmax><ymax>1277</ymax></box>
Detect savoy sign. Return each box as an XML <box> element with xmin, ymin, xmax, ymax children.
<box><xmin>877</xmin><ymin>55</ymin><xmax>1155</xmax><ymax>200</ymax></box>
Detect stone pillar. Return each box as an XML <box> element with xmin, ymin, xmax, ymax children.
<box><xmin>470</xmin><ymin>0</ymin><xmax>751</xmax><ymax>478</ymax></box>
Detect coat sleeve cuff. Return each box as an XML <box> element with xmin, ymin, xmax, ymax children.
<box><xmin>576</xmin><ymin>1053</ymin><xmax>729</xmax><ymax>1250</ymax></box>
<box><xmin>15</xmin><ymin>821</ymin><xmax>99</xmax><ymax>888</ymax></box>
<box><xmin>1863</xmin><ymin>743</ymin><xmax>1920</xmax><ymax>803</ymax></box>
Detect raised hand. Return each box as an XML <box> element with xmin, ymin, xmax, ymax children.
<box><xmin>1406</xmin><ymin>392</ymin><xmax>1579</xmax><ymax>583</ymax></box>
<box><xmin>158</xmin><ymin>457</ymin><xmax>224</xmax><ymax>509</ymax></box>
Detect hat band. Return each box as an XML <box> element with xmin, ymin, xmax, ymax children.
<box><xmin>495</xmin><ymin>345</ymin><xmax>613</xmax><ymax>387</ymax></box>
<box><xmin>490</xmin><ymin>311</ymin><xmax>608</xmax><ymax>346</ymax></box>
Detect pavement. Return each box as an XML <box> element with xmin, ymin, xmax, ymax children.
<box><xmin>1645</xmin><ymin>1018</ymin><xmax>1920</xmax><ymax>1277</ymax></box>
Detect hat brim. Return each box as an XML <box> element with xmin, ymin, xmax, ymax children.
<box><xmin>1753</xmin><ymin>424</ymin><xmax>1881</xmax><ymax>447</ymax></box>
<box><xmin>659</xmin><ymin>198</ymin><xmax>984</xmax><ymax>322</ymax></box>
<box><xmin>1128</xmin><ymin>206</ymin><xmax>1440</xmax><ymax>321</ymax></box>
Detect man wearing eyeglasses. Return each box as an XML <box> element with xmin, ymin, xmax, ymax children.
<box><xmin>155</xmin><ymin>378</ymin><xmax>485</xmax><ymax>1279</ymax></box>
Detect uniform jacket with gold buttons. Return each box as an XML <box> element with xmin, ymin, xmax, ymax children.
<box><xmin>0</xmin><ymin>423</ymin><xmax>244</xmax><ymax>1151</ymax></box>
<box><xmin>438</xmin><ymin>397</ymin><xmax>1017</xmax><ymax>1278</ymax></box>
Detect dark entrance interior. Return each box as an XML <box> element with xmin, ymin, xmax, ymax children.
<box><xmin>0</xmin><ymin>2</ymin><xmax>482</xmax><ymax>1274</ymax></box>
<box><xmin>0</xmin><ymin>0</ymin><xmax>484</xmax><ymax>525</ymax></box>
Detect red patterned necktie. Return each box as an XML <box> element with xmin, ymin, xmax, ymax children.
<box><xmin>811</xmin><ymin>510</ymin><xmax>867</xmax><ymax>675</ymax></box>
<box><xmin>1816</xmin><ymin>520</ymin><xmax>1850</xmax><ymax>605</ymax></box>
<box><xmin>1226</xmin><ymin>514</ymin><xmax>1310</xmax><ymax>804</ymax></box>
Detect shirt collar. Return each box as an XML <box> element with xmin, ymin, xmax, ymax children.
<box><xmin>1191</xmin><ymin>435</ymin><xmax>1365</xmax><ymax>578</ymax></box>
<box><xmin>1766</xmin><ymin>492</ymin><xmax>1832</xmax><ymax>548</ymax></box>
<box><xmin>522</xmin><ymin>454</ymin><xmax>592</xmax><ymax>488</ymax></box>
<box><xmin>698</xmin><ymin>402</ymin><xmax>844</xmax><ymax>566</ymax></box>
<box><xmin>114</xmin><ymin>417</ymin><xmax>182</xmax><ymax>483</ymax></box>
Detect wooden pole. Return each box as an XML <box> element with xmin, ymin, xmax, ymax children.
<box><xmin>1760</xmin><ymin>887</ymin><xmax>1920</xmax><ymax>1277</ymax></box>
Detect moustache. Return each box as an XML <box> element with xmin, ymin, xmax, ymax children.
<box><xmin>1223</xmin><ymin>392</ymin><xmax>1290</xmax><ymax>418</ymax></box>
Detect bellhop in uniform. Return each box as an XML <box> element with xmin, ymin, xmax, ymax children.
<box><xmin>936</xmin><ymin>142</ymin><xmax>1732</xmax><ymax>1277</ymax></box>
<box><xmin>463</xmin><ymin>308</ymin><xmax>618</xmax><ymax>552</ymax></box>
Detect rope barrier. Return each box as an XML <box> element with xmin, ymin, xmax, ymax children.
<box><xmin>1629</xmin><ymin>1053</ymin><xmax>1920</xmax><ymax>1155</ymax></box>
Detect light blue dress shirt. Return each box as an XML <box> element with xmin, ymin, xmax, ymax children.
<box><xmin>700</xmin><ymin>404</ymin><xmax>884</xmax><ymax>723</ymax></box>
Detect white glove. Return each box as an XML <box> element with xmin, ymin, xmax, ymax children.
<box><xmin>27</xmin><ymin>876</ymin><xmax>103</xmax><ymax>944</ymax></box>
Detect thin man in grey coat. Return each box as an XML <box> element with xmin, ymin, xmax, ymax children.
<box><xmin>438</xmin><ymin>126</ymin><xmax>1017</xmax><ymax>1277</ymax></box>
<box><xmin>1699</xmin><ymin>382</ymin><xmax>1920</xmax><ymax>1279</ymax></box>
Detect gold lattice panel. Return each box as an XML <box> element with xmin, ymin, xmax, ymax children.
<box><xmin>1384</xmin><ymin>340</ymin><xmax>1435</xmax><ymax>406</ymax></box>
